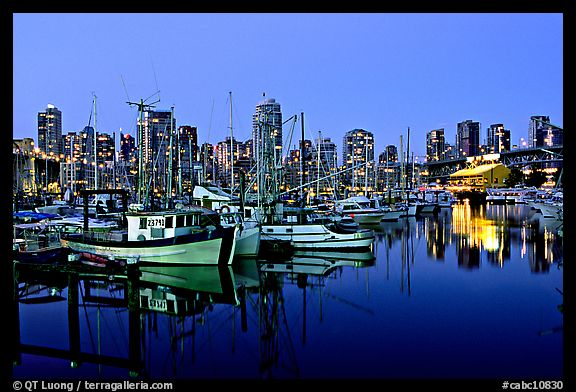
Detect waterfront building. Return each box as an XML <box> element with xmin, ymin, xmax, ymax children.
<box><xmin>487</xmin><ymin>123</ymin><xmax>511</xmax><ymax>153</ymax></box>
<box><xmin>448</xmin><ymin>163</ymin><xmax>511</xmax><ymax>191</ymax></box>
<box><xmin>178</xmin><ymin>125</ymin><xmax>199</xmax><ymax>191</ymax></box>
<box><xmin>385</xmin><ymin>144</ymin><xmax>398</xmax><ymax>162</ymax></box>
<box><xmin>252</xmin><ymin>97</ymin><xmax>282</xmax><ymax>164</ymax></box>
<box><xmin>138</xmin><ymin>109</ymin><xmax>177</xmax><ymax>198</ymax></box>
<box><xmin>426</xmin><ymin>128</ymin><xmax>446</xmax><ymax>161</ymax></box>
<box><xmin>200</xmin><ymin>142</ymin><xmax>217</xmax><ymax>183</ymax></box>
<box><xmin>443</xmin><ymin>143</ymin><xmax>458</xmax><ymax>160</ymax></box>
<box><xmin>96</xmin><ymin>132</ymin><xmax>114</xmax><ymax>165</ymax></box>
<box><xmin>37</xmin><ymin>104</ymin><xmax>63</xmax><ymax>156</ymax></box>
<box><xmin>216</xmin><ymin>136</ymin><xmax>241</xmax><ymax>189</ymax></box>
<box><xmin>529</xmin><ymin>115</ymin><xmax>550</xmax><ymax>148</ymax></box>
<box><xmin>456</xmin><ymin>120</ymin><xmax>481</xmax><ymax>158</ymax></box>
<box><xmin>342</xmin><ymin>129</ymin><xmax>375</xmax><ymax>196</ymax></box>
<box><xmin>120</xmin><ymin>133</ymin><xmax>137</xmax><ymax>163</ymax></box>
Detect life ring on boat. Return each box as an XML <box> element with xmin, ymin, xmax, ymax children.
<box><xmin>221</xmin><ymin>205</ymin><xmax>231</xmax><ymax>213</ymax></box>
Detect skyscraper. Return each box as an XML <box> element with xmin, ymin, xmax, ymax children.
<box><xmin>252</xmin><ymin>97</ymin><xmax>283</xmax><ymax>163</ymax></box>
<box><xmin>120</xmin><ymin>133</ymin><xmax>137</xmax><ymax>163</ymax></box>
<box><xmin>342</xmin><ymin>129</ymin><xmax>375</xmax><ymax>195</ymax></box>
<box><xmin>426</xmin><ymin>128</ymin><xmax>446</xmax><ymax>161</ymax></box>
<box><xmin>38</xmin><ymin>104</ymin><xmax>63</xmax><ymax>156</ymax></box>
<box><xmin>529</xmin><ymin>116</ymin><xmax>550</xmax><ymax>148</ymax></box>
<box><xmin>487</xmin><ymin>124</ymin><xmax>511</xmax><ymax>153</ymax></box>
<box><xmin>456</xmin><ymin>120</ymin><xmax>480</xmax><ymax>157</ymax></box>
<box><xmin>529</xmin><ymin>116</ymin><xmax>562</xmax><ymax>148</ymax></box>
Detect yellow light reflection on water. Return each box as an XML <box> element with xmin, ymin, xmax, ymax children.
<box><xmin>451</xmin><ymin>202</ymin><xmax>501</xmax><ymax>252</ymax></box>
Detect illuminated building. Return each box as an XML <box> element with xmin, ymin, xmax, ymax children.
<box><xmin>456</xmin><ymin>120</ymin><xmax>480</xmax><ymax>158</ymax></box>
<box><xmin>486</xmin><ymin>123</ymin><xmax>511</xmax><ymax>153</ymax></box>
<box><xmin>37</xmin><ymin>104</ymin><xmax>63</xmax><ymax>156</ymax></box>
<box><xmin>426</xmin><ymin>128</ymin><xmax>445</xmax><ymax>161</ymax></box>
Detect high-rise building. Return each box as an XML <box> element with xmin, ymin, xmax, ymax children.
<box><xmin>342</xmin><ymin>129</ymin><xmax>375</xmax><ymax>196</ymax></box>
<box><xmin>426</xmin><ymin>128</ymin><xmax>446</xmax><ymax>161</ymax></box>
<box><xmin>487</xmin><ymin>124</ymin><xmax>511</xmax><ymax>153</ymax></box>
<box><xmin>529</xmin><ymin>116</ymin><xmax>562</xmax><ymax>148</ymax></box>
<box><xmin>38</xmin><ymin>104</ymin><xmax>63</xmax><ymax>156</ymax></box>
<box><xmin>456</xmin><ymin>120</ymin><xmax>480</xmax><ymax>157</ymax></box>
<box><xmin>138</xmin><ymin>109</ymin><xmax>176</xmax><ymax>196</ymax></box>
<box><xmin>385</xmin><ymin>145</ymin><xmax>398</xmax><ymax>163</ymax></box>
<box><xmin>64</xmin><ymin>132</ymin><xmax>83</xmax><ymax>161</ymax></box>
<box><xmin>120</xmin><ymin>133</ymin><xmax>137</xmax><ymax>163</ymax></box>
<box><xmin>216</xmin><ymin>136</ymin><xmax>241</xmax><ymax>188</ymax></box>
<box><xmin>529</xmin><ymin>116</ymin><xmax>550</xmax><ymax>148</ymax></box>
<box><xmin>96</xmin><ymin>132</ymin><xmax>114</xmax><ymax>165</ymax></box>
<box><xmin>178</xmin><ymin>125</ymin><xmax>199</xmax><ymax>189</ymax></box>
<box><xmin>252</xmin><ymin>97</ymin><xmax>282</xmax><ymax>163</ymax></box>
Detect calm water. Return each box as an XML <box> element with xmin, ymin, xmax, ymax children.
<box><xmin>12</xmin><ymin>203</ymin><xmax>563</xmax><ymax>380</ymax></box>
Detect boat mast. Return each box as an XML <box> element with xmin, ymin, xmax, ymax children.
<box><xmin>399</xmin><ymin>134</ymin><xmax>404</xmax><ymax>203</ymax></box>
<box><xmin>126</xmin><ymin>96</ymin><xmax>159</xmax><ymax>207</ymax></box>
<box><xmin>93</xmin><ymin>93</ymin><xmax>98</xmax><ymax>191</ymax></box>
<box><xmin>364</xmin><ymin>133</ymin><xmax>369</xmax><ymax>197</ymax></box>
<box><xmin>351</xmin><ymin>139</ymin><xmax>356</xmax><ymax>195</ymax></box>
<box><xmin>229</xmin><ymin>91</ymin><xmax>234</xmax><ymax>195</ymax></box>
<box><xmin>300</xmin><ymin>112</ymin><xmax>305</xmax><ymax>200</ymax></box>
<box><xmin>317</xmin><ymin>130</ymin><xmax>321</xmax><ymax>199</ymax></box>
<box><xmin>166</xmin><ymin>105</ymin><xmax>174</xmax><ymax>208</ymax></box>
<box><xmin>406</xmin><ymin>126</ymin><xmax>411</xmax><ymax>195</ymax></box>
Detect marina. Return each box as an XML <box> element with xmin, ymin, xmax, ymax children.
<box><xmin>9</xmin><ymin>203</ymin><xmax>563</xmax><ymax>380</ymax></box>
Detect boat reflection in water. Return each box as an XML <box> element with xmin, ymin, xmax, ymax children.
<box><xmin>12</xmin><ymin>203</ymin><xmax>562</xmax><ymax>379</ymax></box>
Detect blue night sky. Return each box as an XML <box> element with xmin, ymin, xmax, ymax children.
<box><xmin>13</xmin><ymin>13</ymin><xmax>563</xmax><ymax>159</ymax></box>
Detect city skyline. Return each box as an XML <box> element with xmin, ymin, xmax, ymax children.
<box><xmin>13</xmin><ymin>13</ymin><xmax>563</xmax><ymax>158</ymax></box>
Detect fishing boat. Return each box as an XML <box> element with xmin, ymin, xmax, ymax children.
<box><xmin>219</xmin><ymin>211</ymin><xmax>261</xmax><ymax>258</ymax></box>
<box><xmin>379</xmin><ymin>204</ymin><xmax>408</xmax><ymax>222</ymax></box>
<box><xmin>13</xmin><ymin>221</ymin><xmax>69</xmax><ymax>264</ymax></box>
<box><xmin>334</xmin><ymin>196</ymin><xmax>385</xmax><ymax>224</ymax></box>
<box><xmin>260</xmin><ymin>205</ymin><xmax>374</xmax><ymax>250</ymax></box>
<box><xmin>61</xmin><ymin>208</ymin><xmax>238</xmax><ymax>265</ymax></box>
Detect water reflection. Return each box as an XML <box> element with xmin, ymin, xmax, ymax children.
<box><xmin>11</xmin><ymin>204</ymin><xmax>562</xmax><ymax>379</ymax></box>
<box><xmin>376</xmin><ymin>203</ymin><xmax>562</xmax><ymax>274</ymax></box>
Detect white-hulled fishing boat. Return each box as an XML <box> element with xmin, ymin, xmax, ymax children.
<box><xmin>219</xmin><ymin>211</ymin><xmax>261</xmax><ymax>258</ymax></box>
<box><xmin>61</xmin><ymin>208</ymin><xmax>237</xmax><ymax>265</ymax></box>
<box><xmin>334</xmin><ymin>196</ymin><xmax>385</xmax><ymax>224</ymax></box>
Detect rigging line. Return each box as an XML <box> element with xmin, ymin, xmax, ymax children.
<box><xmin>151</xmin><ymin>59</ymin><xmax>160</xmax><ymax>102</ymax></box>
<box><xmin>120</xmin><ymin>74</ymin><xmax>131</xmax><ymax>102</ymax></box>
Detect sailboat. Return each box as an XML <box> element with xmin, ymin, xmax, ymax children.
<box><xmin>255</xmin><ymin>112</ymin><xmax>375</xmax><ymax>251</ymax></box>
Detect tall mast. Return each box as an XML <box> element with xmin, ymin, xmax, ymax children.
<box><xmin>406</xmin><ymin>126</ymin><xmax>411</xmax><ymax>192</ymax></box>
<box><xmin>93</xmin><ymin>94</ymin><xmax>98</xmax><ymax>191</ymax></box>
<box><xmin>177</xmin><ymin>127</ymin><xmax>182</xmax><ymax>196</ymax></box>
<box><xmin>364</xmin><ymin>133</ymin><xmax>369</xmax><ymax>196</ymax></box>
<box><xmin>167</xmin><ymin>105</ymin><xmax>174</xmax><ymax>208</ymax></box>
<box><xmin>399</xmin><ymin>134</ymin><xmax>404</xmax><ymax>202</ymax></box>
<box><xmin>300</xmin><ymin>112</ymin><xmax>305</xmax><ymax>199</ymax></box>
<box><xmin>126</xmin><ymin>96</ymin><xmax>159</xmax><ymax>207</ymax></box>
<box><xmin>229</xmin><ymin>91</ymin><xmax>234</xmax><ymax>194</ymax></box>
<box><xmin>352</xmin><ymin>139</ymin><xmax>356</xmax><ymax>195</ymax></box>
<box><xmin>317</xmin><ymin>130</ymin><xmax>321</xmax><ymax>199</ymax></box>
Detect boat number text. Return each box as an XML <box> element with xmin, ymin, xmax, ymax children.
<box><xmin>147</xmin><ymin>218</ymin><xmax>165</xmax><ymax>228</ymax></box>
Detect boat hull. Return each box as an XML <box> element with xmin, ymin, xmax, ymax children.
<box><xmin>380</xmin><ymin>211</ymin><xmax>405</xmax><ymax>222</ymax></box>
<box><xmin>260</xmin><ymin>224</ymin><xmax>374</xmax><ymax>249</ymax></box>
<box><xmin>346</xmin><ymin>213</ymin><xmax>384</xmax><ymax>224</ymax></box>
<box><xmin>234</xmin><ymin>226</ymin><xmax>261</xmax><ymax>257</ymax></box>
<box><xmin>61</xmin><ymin>227</ymin><xmax>237</xmax><ymax>265</ymax></box>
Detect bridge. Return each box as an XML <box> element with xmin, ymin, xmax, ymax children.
<box><xmin>424</xmin><ymin>145</ymin><xmax>563</xmax><ymax>182</ymax></box>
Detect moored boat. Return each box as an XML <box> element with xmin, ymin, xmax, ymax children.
<box><xmin>334</xmin><ymin>196</ymin><xmax>385</xmax><ymax>224</ymax></box>
<box><xmin>61</xmin><ymin>208</ymin><xmax>237</xmax><ymax>265</ymax></box>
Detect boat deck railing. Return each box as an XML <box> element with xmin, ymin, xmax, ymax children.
<box><xmin>81</xmin><ymin>230</ymin><xmax>127</xmax><ymax>243</ymax></box>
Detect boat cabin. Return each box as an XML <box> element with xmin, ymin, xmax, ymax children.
<box><xmin>126</xmin><ymin>209</ymin><xmax>220</xmax><ymax>241</ymax></box>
